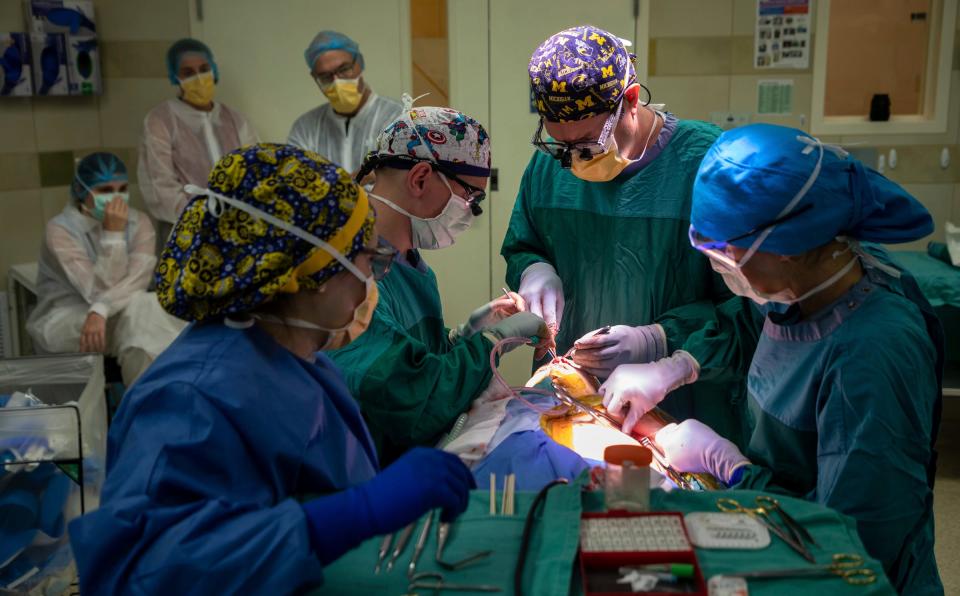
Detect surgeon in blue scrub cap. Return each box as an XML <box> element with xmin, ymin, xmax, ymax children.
<box><xmin>625</xmin><ymin>124</ymin><xmax>943</xmax><ymax>595</ymax></box>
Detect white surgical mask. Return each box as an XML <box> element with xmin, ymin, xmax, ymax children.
<box><xmin>183</xmin><ymin>183</ymin><xmax>378</xmax><ymax>349</ymax></box>
<box><xmin>369</xmin><ymin>173</ymin><xmax>474</xmax><ymax>250</ymax></box>
<box><xmin>711</xmin><ymin>244</ymin><xmax>859</xmax><ymax>306</ymax></box>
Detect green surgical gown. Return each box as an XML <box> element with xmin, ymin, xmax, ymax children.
<box><xmin>330</xmin><ymin>254</ymin><xmax>494</xmax><ymax>464</ymax></box>
<box><xmin>501</xmin><ymin>119</ymin><xmax>761</xmax><ymax>446</ymax></box>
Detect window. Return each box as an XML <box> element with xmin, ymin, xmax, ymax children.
<box><xmin>811</xmin><ymin>0</ymin><xmax>957</xmax><ymax>134</ymax></box>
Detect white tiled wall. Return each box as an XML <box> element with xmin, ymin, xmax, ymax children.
<box><xmin>97</xmin><ymin>78</ymin><xmax>173</xmax><ymax>148</ymax></box>
<box><xmin>0</xmin><ymin>101</ymin><xmax>38</xmax><ymax>153</ymax></box>
<box><xmin>0</xmin><ymin>0</ymin><xmax>190</xmax><ymax>288</ymax></box>
<box><xmin>33</xmin><ymin>98</ymin><xmax>103</xmax><ymax>152</ymax></box>
<box><xmin>650</xmin><ymin>0</ymin><xmax>734</xmax><ymax>37</ymax></box>
<box><xmin>648</xmin><ymin>76</ymin><xmax>731</xmax><ymax>121</ymax></box>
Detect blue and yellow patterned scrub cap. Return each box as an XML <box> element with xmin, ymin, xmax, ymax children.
<box><xmin>528</xmin><ymin>25</ymin><xmax>636</xmax><ymax>123</ymax></box>
<box><xmin>156</xmin><ymin>143</ymin><xmax>376</xmax><ymax>322</ymax></box>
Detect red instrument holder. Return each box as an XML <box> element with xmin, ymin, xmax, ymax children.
<box><xmin>579</xmin><ymin>511</ymin><xmax>708</xmax><ymax>596</ymax></box>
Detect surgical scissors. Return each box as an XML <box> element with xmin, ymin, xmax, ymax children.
<box><xmin>717</xmin><ymin>498</ymin><xmax>815</xmax><ymax>563</ymax></box>
<box><xmin>723</xmin><ymin>553</ymin><xmax>876</xmax><ymax>585</ymax></box>
<box><xmin>755</xmin><ymin>495</ymin><xmax>819</xmax><ymax>549</ymax></box>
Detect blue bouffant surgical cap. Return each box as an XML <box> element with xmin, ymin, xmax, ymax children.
<box><xmin>166</xmin><ymin>38</ymin><xmax>219</xmax><ymax>85</ymax></box>
<box><xmin>691</xmin><ymin>124</ymin><xmax>933</xmax><ymax>255</ymax></box>
<box><xmin>71</xmin><ymin>152</ymin><xmax>127</xmax><ymax>201</ymax></box>
<box><xmin>304</xmin><ymin>30</ymin><xmax>364</xmax><ymax>70</ymax></box>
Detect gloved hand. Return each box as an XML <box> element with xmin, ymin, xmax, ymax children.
<box><xmin>572</xmin><ymin>324</ymin><xmax>668</xmax><ymax>377</ymax></box>
<box><xmin>449</xmin><ymin>292</ymin><xmax>526</xmax><ymax>342</ymax></box>
<box><xmin>483</xmin><ymin>311</ymin><xmax>553</xmax><ymax>357</ymax></box>
<box><xmin>599</xmin><ymin>351</ymin><xmax>700</xmax><ymax>435</ymax></box>
<box><xmin>301</xmin><ymin>447</ymin><xmax>475</xmax><ymax>565</ymax></box>
<box><xmin>517</xmin><ymin>262</ymin><xmax>564</xmax><ymax>331</ymax></box>
<box><xmin>654</xmin><ymin>419</ymin><xmax>749</xmax><ymax>484</ymax></box>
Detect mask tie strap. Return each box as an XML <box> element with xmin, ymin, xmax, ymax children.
<box><xmin>183</xmin><ymin>184</ymin><xmax>368</xmax><ymax>282</ymax></box>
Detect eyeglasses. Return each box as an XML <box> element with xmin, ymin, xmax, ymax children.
<box><xmin>689</xmin><ymin>203</ymin><xmax>815</xmax><ymax>268</ymax></box>
<box><xmin>313</xmin><ymin>59</ymin><xmax>358</xmax><ymax>87</ymax></box>
<box><xmin>360</xmin><ymin>245</ymin><xmax>397</xmax><ymax>281</ymax></box>
<box><xmin>531</xmin><ymin>99</ymin><xmax>622</xmax><ymax>169</ymax></box>
<box><xmin>357</xmin><ymin>153</ymin><xmax>487</xmax><ymax>216</ymax></box>
<box><xmin>438</xmin><ymin>169</ymin><xmax>486</xmax><ymax>216</ymax></box>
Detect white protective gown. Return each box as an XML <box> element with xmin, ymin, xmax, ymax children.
<box><xmin>27</xmin><ymin>204</ymin><xmax>186</xmax><ymax>384</ymax></box>
<box><xmin>287</xmin><ymin>92</ymin><xmax>404</xmax><ymax>174</ymax></box>
<box><xmin>137</xmin><ymin>98</ymin><xmax>258</xmax><ymax>234</ymax></box>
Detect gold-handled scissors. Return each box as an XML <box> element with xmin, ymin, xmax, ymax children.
<box><xmin>755</xmin><ymin>495</ymin><xmax>819</xmax><ymax>548</ymax></box>
<box><xmin>724</xmin><ymin>553</ymin><xmax>876</xmax><ymax>585</ymax></box>
<box><xmin>717</xmin><ymin>497</ymin><xmax>815</xmax><ymax>563</ymax></box>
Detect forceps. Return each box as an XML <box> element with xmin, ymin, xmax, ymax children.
<box><xmin>724</xmin><ymin>553</ymin><xmax>876</xmax><ymax>585</ymax></box>
<box><xmin>717</xmin><ymin>497</ymin><xmax>815</xmax><ymax>563</ymax></box>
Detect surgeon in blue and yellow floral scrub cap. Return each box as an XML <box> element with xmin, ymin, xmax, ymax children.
<box><xmin>156</xmin><ymin>142</ymin><xmax>379</xmax><ymax>323</ymax></box>
<box><xmin>68</xmin><ymin>142</ymin><xmax>478</xmax><ymax>594</ymax></box>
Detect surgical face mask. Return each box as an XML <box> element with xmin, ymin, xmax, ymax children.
<box><xmin>369</xmin><ymin>173</ymin><xmax>474</xmax><ymax>250</ymax></box>
<box><xmin>254</xmin><ymin>278</ymin><xmax>379</xmax><ymax>350</ymax></box>
<box><xmin>709</xmin><ymin>248</ymin><xmax>859</xmax><ymax>306</ymax></box>
<box><xmin>321</xmin><ymin>77</ymin><xmax>363</xmax><ymax>114</ymax></box>
<box><xmin>183</xmin><ymin>183</ymin><xmax>378</xmax><ymax>349</ymax></box>
<box><xmin>87</xmin><ymin>191</ymin><xmax>129</xmax><ymax>220</ymax></box>
<box><xmin>179</xmin><ymin>71</ymin><xmax>215</xmax><ymax>107</ymax></box>
<box><xmin>76</xmin><ymin>177</ymin><xmax>128</xmax><ymax>221</ymax></box>
<box><xmin>570</xmin><ymin>107</ymin><xmax>660</xmax><ymax>183</ymax></box>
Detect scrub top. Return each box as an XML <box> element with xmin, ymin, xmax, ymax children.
<box><xmin>330</xmin><ymin>249</ymin><xmax>494</xmax><ymax>464</ymax></box>
<box><xmin>735</xmin><ymin>260</ymin><xmax>943</xmax><ymax>596</ymax></box>
<box><xmin>501</xmin><ymin>118</ymin><xmax>762</xmax><ymax>446</ymax></box>
<box><xmin>69</xmin><ymin>319</ymin><xmax>379</xmax><ymax>594</ymax></box>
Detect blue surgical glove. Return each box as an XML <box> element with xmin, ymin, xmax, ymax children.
<box><xmin>599</xmin><ymin>351</ymin><xmax>700</xmax><ymax>435</ymax></box>
<box><xmin>572</xmin><ymin>324</ymin><xmax>668</xmax><ymax>377</ymax></box>
<box><xmin>301</xmin><ymin>447</ymin><xmax>475</xmax><ymax>565</ymax></box>
<box><xmin>654</xmin><ymin>419</ymin><xmax>749</xmax><ymax>483</ymax></box>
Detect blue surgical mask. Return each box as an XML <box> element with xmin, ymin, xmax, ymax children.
<box><xmin>76</xmin><ymin>176</ymin><xmax>128</xmax><ymax>221</ymax></box>
<box><xmin>87</xmin><ymin>191</ymin><xmax>129</xmax><ymax>220</ymax></box>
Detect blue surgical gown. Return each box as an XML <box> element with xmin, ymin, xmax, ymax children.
<box><xmin>734</xmin><ymin>262</ymin><xmax>943</xmax><ymax>595</ymax></box>
<box><xmin>68</xmin><ymin>319</ymin><xmax>379</xmax><ymax>594</ymax></box>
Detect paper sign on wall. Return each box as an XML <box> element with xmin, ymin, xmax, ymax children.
<box><xmin>755</xmin><ymin>0</ymin><xmax>811</xmax><ymax>69</ymax></box>
<box><xmin>757</xmin><ymin>80</ymin><xmax>794</xmax><ymax>114</ymax></box>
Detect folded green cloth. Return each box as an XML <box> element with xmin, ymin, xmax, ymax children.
<box><xmin>314</xmin><ymin>482</ymin><xmax>583</xmax><ymax>595</ymax></box>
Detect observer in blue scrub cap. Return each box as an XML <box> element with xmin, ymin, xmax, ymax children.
<box><xmin>27</xmin><ymin>152</ymin><xmax>184</xmax><ymax>385</ymax></box>
<box><xmin>641</xmin><ymin>124</ymin><xmax>943</xmax><ymax>595</ymax></box>
<box><xmin>138</xmin><ymin>38</ymin><xmax>258</xmax><ymax>242</ymax></box>
<box><xmin>288</xmin><ymin>30</ymin><xmax>404</xmax><ymax>175</ymax></box>
<box><xmin>68</xmin><ymin>144</ymin><xmax>475</xmax><ymax>594</ymax></box>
